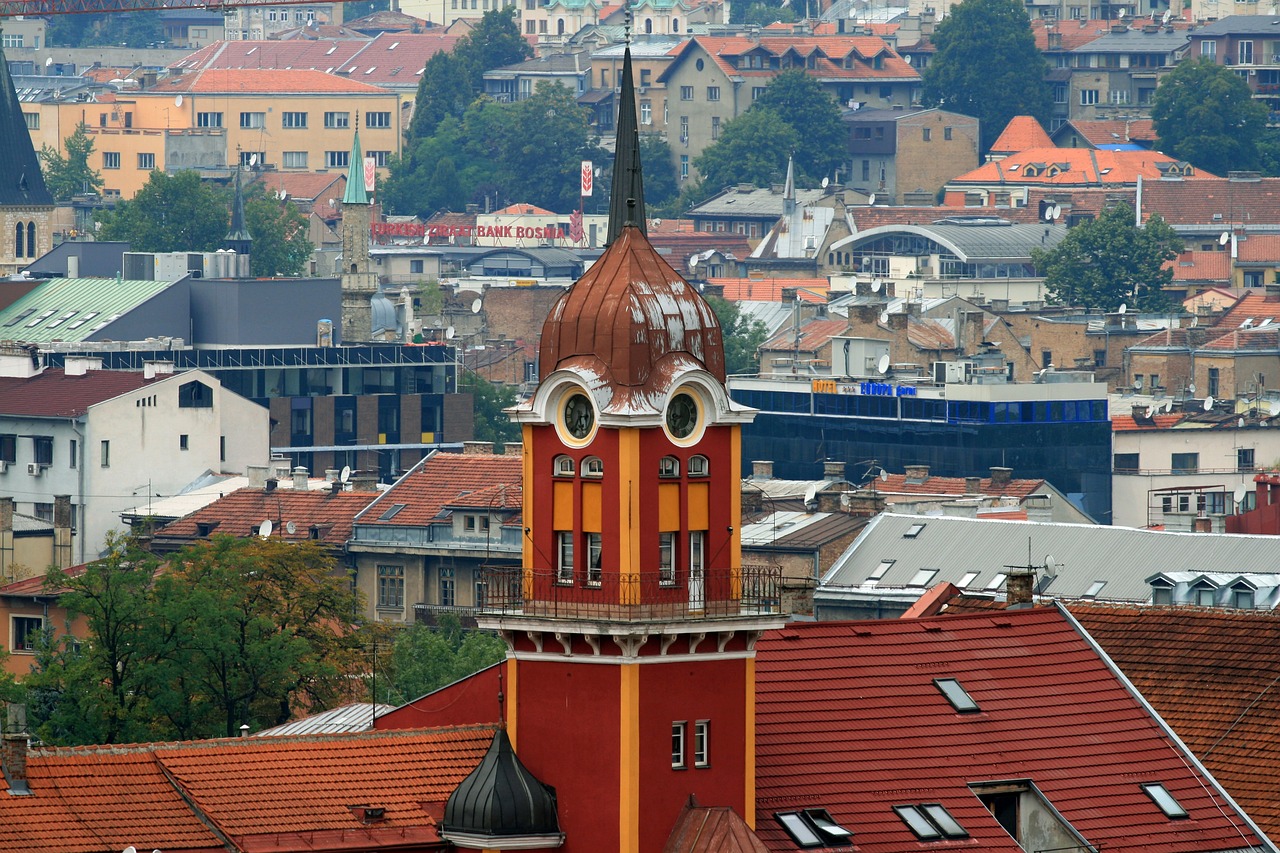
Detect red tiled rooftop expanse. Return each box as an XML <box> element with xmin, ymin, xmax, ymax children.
<box><xmin>152</xmin><ymin>68</ymin><xmax>389</xmax><ymax>95</ymax></box>
<box><xmin>358</xmin><ymin>450</ymin><xmax>523</xmax><ymax>527</ymax></box>
<box><xmin>1068</xmin><ymin>604</ymin><xmax>1280</xmax><ymax>841</ymax></box>
<box><xmin>1031</xmin><ymin>18</ymin><xmax>1111</xmax><ymax>50</ymax></box>
<box><xmin>1112</xmin><ymin>413</ymin><xmax>1184</xmax><ymax>431</ymax></box>
<box><xmin>989</xmin><ymin>115</ymin><xmax>1054</xmax><ymax>153</ymax></box>
<box><xmin>753</xmin><ymin>607</ymin><xmax>1265</xmax><ymax>853</ymax></box>
<box><xmin>951</xmin><ymin>148</ymin><xmax>1216</xmax><ymax>186</ymax></box>
<box><xmin>1067</xmin><ymin>118</ymin><xmax>1156</xmax><ymax>144</ymax></box>
<box><xmin>0</xmin><ymin>727</ymin><xmax>495</xmax><ymax>853</ymax></box>
<box><xmin>1166</xmin><ymin>250</ymin><xmax>1230</xmax><ymax>282</ymax></box>
<box><xmin>1139</xmin><ymin>177</ymin><xmax>1280</xmax><ymax>227</ymax></box>
<box><xmin>155</xmin><ymin>489</ymin><xmax>376</xmax><ymax>545</ymax></box>
<box><xmin>712</xmin><ymin>278</ymin><xmax>828</xmax><ymax>302</ymax></box>
<box><xmin>873</xmin><ymin>471</ymin><xmax>1045</xmax><ymax>499</ymax></box>
<box><xmin>761</xmin><ymin>318</ymin><xmax>848</xmax><ymax>352</ymax></box>
<box><xmin>1214</xmin><ymin>290</ymin><xmax>1280</xmax><ymax>329</ymax></box>
<box><xmin>0</xmin><ymin>369</ymin><xmax>152</xmax><ymax>418</ymax></box>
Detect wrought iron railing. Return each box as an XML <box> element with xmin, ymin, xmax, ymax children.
<box><xmin>476</xmin><ymin>565</ymin><xmax>782</xmax><ymax>620</ymax></box>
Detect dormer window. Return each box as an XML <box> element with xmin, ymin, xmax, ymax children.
<box><xmin>688</xmin><ymin>455</ymin><xmax>709</xmax><ymax>477</ymax></box>
<box><xmin>582</xmin><ymin>456</ymin><xmax>604</xmax><ymax>478</ymax></box>
<box><xmin>659</xmin><ymin>456</ymin><xmax>680</xmax><ymax>478</ymax></box>
<box><xmin>554</xmin><ymin>455</ymin><xmax>576</xmax><ymax>477</ymax></box>
<box><xmin>1193</xmin><ymin>584</ymin><xmax>1217</xmax><ymax>606</ymax></box>
<box><xmin>1231</xmin><ymin>585</ymin><xmax>1255</xmax><ymax>609</ymax></box>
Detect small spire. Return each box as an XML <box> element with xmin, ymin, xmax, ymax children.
<box><xmin>343</xmin><ymin>130</ymin><xmax>369</xmax><ymax>205</ymax></box>
<box><xmin>606</xmin><ymin>43</ymin><xmax>646</xmax><ymax>244</ymax></box>
<box><xmin>225</xmin><ymin>162</ymin><xmax>252</xmax><ymax>244</ymax></box>
<box><xmin>783</xmin><ymin>154</ymin><xmax>796</xmax><ymax>218</ymax></box>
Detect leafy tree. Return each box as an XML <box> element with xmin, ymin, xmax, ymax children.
<box><xmin>47</xmin><ymin>10</ymin><xmax>162</xmax><ymax>48</ymax></box>
<box><xmin>96</xmin><ymin>170</ymin><xmax>227</xmax><ymax>252</ymax></box>
<box><xmin>751</xmin><ymin>70</ymin><xmax>845</xmax><ymax>183</ymax></box>
<box><xmin>371</xmin><ymin>615</ymin><xmax>506</xmax><ymax>704</ymax></box>
<box><xmin>384</xmin><ymin>117</ymin><xmax>469</xmax><ymax>217</ymax></box>
<box><xmin>740</xmin><ymin>2</ymin><xmax>798</xmax><ymax>25</ymax></box>
<box><xmin>242</xmin><ymin>182</ymin><xmax>312</xmax><ymax>277</ymax></box>
<box><xmin>410</xmin><ymin>51</ymin><xmax>476</xmax><ymax>139</ymax></box>
<box><xmin>39</xmin><ymin>122</ymin><xmax>103</xmax><ymax>202</ymax></box>
<box><xmin>1032</xmin><ymin>203</ymin><xmax>1182</xmax><ymax>313</ymax></box>
<box><xmin>694</xmin><ymin>108</ymin><xmax>798</xmax><ymax>192</ymax></box>
<box><xmin>705</xmin><ymin>294</ymin><xmax>768</xmax><ymax>375</ymax></box>
<box><xmin>503</xmin><ymin>84</ymin><xmax>606</xmax><ymax>212</ymax></box>
<box><xmin>1151</xmin><ymin>57</ymin><xmax>1268</xmax><ymax>176</ymax></box>
<box><xmin>638</xmin><ymin>134</ymin><xmax>679</xmax><ymax>211</ymax></box>
<box><xmin>920</xmin><ymin>0</ymin><xmax>1050</xmax><ymax>153</ymax></box>
<box><xmin>460</xmin><ymin>373</ymin><xmax>519</xmax><ymax>452</ymax></box>
<box><xmin>453</xmin><ymin>7</ymin><xmax>533</xmax><ymax>88</ymax></box>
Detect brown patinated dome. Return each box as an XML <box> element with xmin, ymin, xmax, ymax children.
<box><xmin>538</xmin><ymin>225</ymin><xmax>725</xmax><ymax>390</ymax></box>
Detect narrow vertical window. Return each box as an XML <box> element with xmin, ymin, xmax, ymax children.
<box><xmin>671</xmin><ymin>721</ymin><xmax>687</xmax><ymax>768</ymax></box>
<box><xmin>585</xmin><ymin>532</ymin><xmax>602</xmax><ymax>585</ymax></box>
<box><xmin>659</xmin><ymin>532</ymin><xmax>676</xmax><ymax>584</ymax></box>
<box><xmin>100</xmin><ymin>440</ymin><xmax>110</xmax><ymax>467</ymax></box>
<box><xmin>693</xmin><ymin>720</ymin><xmax>710</xmax><ymax>767</ymax></box>
<box><xmin>557</xmin><ymin>531</ymin><xmax>574</xmax><ymax>582</ymax></box>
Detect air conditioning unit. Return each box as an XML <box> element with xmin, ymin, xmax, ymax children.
<box><xmin>931</xmin><ymin>360</ymin><xmax>973</xmax><ymax>384</ymax></box>
<box><xmin>27</xmin><ymin>462</ymin><xmax>45</xmax><ymax>476</ymax></box>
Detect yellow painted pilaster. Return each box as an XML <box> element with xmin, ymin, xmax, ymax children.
<box><xmin>731</xmin><ymin>426</ymin><xmax>743</xmax><ymax>598</ymax></box>
<box><xmin>505</xmin><ymin>658</ymin><xmax>518</xmax><ymax>749</ymax></box>
<box><xmin>522</xmin><ymin>424</ymin><xmax>534</xmax><ymax>600</ymax></box>
<box><xmin>618</xmin><ymin>428</ymin><xmax>641</xmax><ymax>603</ymax></box>
<box><xmin>619</xmin><ymin>663</ymin><xmax>641</xmax><ymax>853</ymax></box>
<box><xmin>744</xmin><ymin>655</ymin><xmax>756</xmax><ymax>828</ymax></box>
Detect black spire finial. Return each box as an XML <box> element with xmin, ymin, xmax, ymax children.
<box><xmin>224</xmin><ymin>162</ymin><xmax>253</xmax><ymax>257</ymax></box>
<box><xmin>606</xmin><ymin>39</ymin><xmax>646</xmax><ymax>244</ymax></box>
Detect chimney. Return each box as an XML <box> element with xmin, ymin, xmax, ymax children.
<box><xmin>53</xmin><ymin>496</ymin><xmax>72</xmax><ymax>570</ymax></box>
<box><xmin>964</xmin><ymin>476</ymin><xmax>981</xmax><ymax>495</ymax></box>
<box><xmin>265</xmin><ymin>477</ymin><xmax>278</xmax><ymax>492</ymax></box>
<box><xmin>143</xmin><ymin>360</ymin><xmax>175</xmax><ymax>380</ymax></box>
<box><xmin>1265</xmin><ymin>283</ymin><xmax>1280</xmax><ymax>303</ymax></box>
<box><xmin>817</xmin><ymin>489</ymin><xmax>851</xmax><ymax>513</ymax></box>
<box><xmin>1025</xmin><ymin>494</ymin><xmax>1053</xmax><ymax>523</ymax></box>
<box><xmin>888</xmin><ymin>313</ymin><xmax>908</xmax><ymax>331</ymax></box>
<box><xmin>1006</xmin><ymin>570</ymin><xmax>1034</xmax><ymax>607</ymax></box>
<box><xmin>462</xmin><ymin>441</ymin><xmax>494</xmax><ymax>455</ymax></box>
<box><xmin>904</xmin><ymin>464</ymin><xmax>929</xmax><ymax>484</ymax></box>
<box><xmin>1192</xmin><ymin>516</ymin><xmax>1212</xmax><ymax>533</ymax></box>
<box><xmin>350</xmin><ymin>471</ymin><xmax>380</xmax><ymax>491</ymax></box>
<box><xmin>844</xmin><ymin>491</ymin><xmax>886</xmax><ymax>517</ymax></box>
<box><xmin>989</xmin><ymin>467</ymin><xmax>1012</xmax><ymax>487</ymax></box>
<box><xmin>752</xmin><ymin>460</ymin><xmax>774</xmax><ymax>479</ymax></box>
<box><xmin>247</xmin><ymin>464</ymin><xmax>268</xmax><ymax>489</ymax></box>
<box><xmin>742</xmin><ymin>484</ymin><xmax>764</xmax><ymax>513</ymax></box>
<box><xmin>823</xmin><ymin>460</ymin><xmax>846</xmax><ymax>480</ymax></box>
<box><xmin>63</xmin><ymin>356</ymin><xmax>101</xmax><ymax>377</ymax></box>
<box><xmin>2</xmin><ymin>705</ymin><xmax>29</xmax><ymax>796</ymax></box>
<box><xmin>293</xmin><ymin>466</ymin><xmax>309</xmax><ymax>491</ymax></box>
<box><xmin>324</xmin><ymin>468</ymin><xmax>340</xmax><ymax>482</ymax></box>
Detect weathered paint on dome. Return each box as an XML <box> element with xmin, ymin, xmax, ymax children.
<box><xmin>539</xmin><ymin>225</ymin><xmax>726</xmax><ymax>388</ymax></box>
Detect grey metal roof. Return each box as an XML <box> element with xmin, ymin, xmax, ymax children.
<box><xmin>253</xmin><ymin>702</ymin><xmax>395</xmax><ymax>736</ymax></box>
<box><xmin>690</xmin><ymin>186</ymin><xmax>825</xmax><ymax>218</ymax></box>
<box><xmin>817</xmin><ymin>512</ymin><xmax>1280</xmax><ymax>606</ymax></box>
<box><xmin>592</xmin><ymin>37</ymin><xmax>685</xmax><ymax>58</ymax></box>
<box><xmin>1070</xmin><ymin>28</ymin><xmax>1190</xmax><ymax>52</ymax></box>
<box><xmin>1193</xmin><ymin>14</ymin><xmax>1280</xmax><ymax>35</ymax></box>
<box><xmin>838</xmin><ymin>222</ymin><xmax>1067</xmax><ymax>262</ymax></box>
<box><xmin>0</xmin><ymin>277</ymin><xmax>178</xmax><ymax>343</ymax></box>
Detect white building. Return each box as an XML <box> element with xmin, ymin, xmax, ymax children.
<box><xmin>0</xmin><ymin>349</ymin><xmax>267</xmax><ymax>563</ymax></box>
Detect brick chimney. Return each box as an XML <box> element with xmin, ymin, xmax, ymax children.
<box><xmin>964</xmin><ymin>476</ymin><xmax>981</xmax><ymax>495</ymax></box>
<box><xmin>53</xmin><ymin>495</ymin><xmax>72</xmax><ymax>571</ymax></box>
<box><xmin>293</xmin><ymin>466</ymin><xmax>309</xmax><ymax>491</ymax></box>
<box><xmin>1006</xmin><ymin>570</ymin><xmax>1034</xmax><ymax>607</ymax></box>
<box><xmin>742</xmin><ymin>485</ymin><xmax>764</xmax><ymax>514</ymax></box>
<box><xmin>1192</xmin><ymin>516</ymin><xmax>1212</xmax><ymax>532</ymax></box>
<box><xmin>844</xmin><ymin>491</ymin><xmax>886</xmax><ymax>517</ymax></box>
<box><xmin>2</xmin><ymin>704</ymin><xmax>29</xmax><ymax>795</ymax></box>
<box><xmin>462</xmin><ymin>441</ymin><xmax>494</xmax><ymax>455</ymax></box>
<box><xmin>888</xmin><ymin>313</ymin><xmax>908</xmax><ymax>331</ymax></box>
<box><xmin>904</xmin><ymin>464</ymin><xmax>929</xmax><ymax>484</ymax></box>
<box><xmin>823</xmin><ymin>460</ymin><xmax>846</xmax><ymax>480</ymax></box>
<box><xmin>751</xmin><ymin>460</ymin><xmax>774</xmax><ymax>479</ymax></box>
<box><xmin>989</xmin><ymin>467</ymin><xmax>1012</xmax><ymax>487</ymax></box>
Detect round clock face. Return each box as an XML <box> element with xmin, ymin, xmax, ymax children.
<box><xmin>564</xmin><ymin>393</ymin><xmax>595</xmax><ymax>440</ymax></box>
<box><xmin>666</xmin><ymin>393</ymin><xmax>699</xmax><ymax>439</ymax></box>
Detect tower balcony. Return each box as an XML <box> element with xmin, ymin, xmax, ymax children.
<box><xmin>477</xmin><ymin>565</ymin><xmax>783</xmax><ymax>622</ymax></box>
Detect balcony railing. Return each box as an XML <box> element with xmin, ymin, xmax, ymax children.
<box><xmin>476</xmin><ymin>566</ymin><xmax>782</xmax><ymax>621</ymax></box>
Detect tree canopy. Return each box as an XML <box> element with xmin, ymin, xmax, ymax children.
<box><xmin>370</xmin><ymin>615</ymin><xmax>506</xmax><ymax>705</ymax></box>
<box><xmin>1032</xmin><ymin>203</ymin><xmax>1182</xmax><ymax>313</ymax></box>
<box><xmin>694</xmin><ymin>108</ymin><xmax>799</xmax><ymax>192</ymax></box>
<box><xmin>460</xmin><ymin>373</ymin><xmax>519</xmax><ymax>452</ymax></box>
<box><xmin>705</xmin><ymin>294</ymin><xmax>768</xmax><ymax>375</ymax></box>
<box><xmin>243</xmin><ymin>182</ymin><xmax>313</xmax><ymax>277</ymax></box>
<box><xmin>1151</xmin><ymin>57</ymin><xmax>1268</xmax><ymax>177</ymax></box>
<box><xmin>919</xmin><ymin>0</ymin><xmax>1050</xmax><ymax>153</ymax></box>
<box><xmin>27</xmin><ymin>535</ymin><xmax>365</xmax><ymax>745</ymax></box>
<box><xmin>39</xmin><ymin>122</ymin><xmax>103</xmax><ymax>203</ymax></box>
<box><xmin>750</xmin><ymin>70</ymin><xmax>846</xmax><ymax>183</ymax></box>
<box><xmin>453</xmin><ymin>7</ymin><xmax>534</xmax><ymax>84</ymax></box>
<box><xmin>96</xmin><ymin>170</ymin><xmax>228</xmax><ymax>252</ymax></box>
<box><xmin>410</xmin><ymin>51</ymin><xmax>475</xmax><ymax>139</ymax></box>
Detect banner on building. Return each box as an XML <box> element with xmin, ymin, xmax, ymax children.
<box><xmin>364</xmin><ymin>157</ymin><xmax>377</xmax><ymax>192</ymax></box>
<box><xmin>581</xmin><ymin>161</ymin><xmax>593</xmax><ymax>197</ymax></box>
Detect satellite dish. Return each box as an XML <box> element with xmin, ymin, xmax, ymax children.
<box><xmin>45</xmin><ymin>56</ymin><xmax>54</xmax><ymax>67</ymax></box>
<box><xmin>445</xmin><ymin>326</ymin><xmax>456</xmax><ymax>339</ymax></box>
<box><xmin>1162</xmin><ymin>8</ymin><xmax>1172</xmax><ymax>22</ymax></box>
<box><xmin>1270</xmin><ymin>400</ymin><xmax>1280</xmax><ymax>417</ymax></box>
<box><xmin>879</xmin><ymin>310</ymin><xmax>890</xmax><ymax>324</ymax></box>
<box><xmin>877</xmin><ymin>353</ymin><xmax>890</xmax><ymax>374</ymax></box>
<box><xmin>328</xmin><ymin>198</ymin><xmax>337</xmax><ymax>208</ymax></box>
<box><xmin>871</xmin><ymin>278</ymin><xmax>882</xmax><ymax>292</ymax></box>
<box><xmin>1239</xmin><ymin>417</ymin><xmax>1246</xmax><ymax>428</ymax></box>
<box><xmin>285</xmin><ymin>521</ymin><xmax>297</xmax><ymax>535</ymax></box>
<box><xmin>821</xmin><ymin>176</ymin><xmax>830</xmax><ymax>188</ymax></box>
<box><xmin>803</xmin><ymin>484</ymin><xmax>818</xmax><ymax>504</ymax></box>
<box><xmin>1052</xmin><ymin>205</ymin><xmax>1062</xmax><ymax>219</ymax></box>
<box><xmin>1044</xmin><ymin>555</ymin><xmax>1057</xmax><ymax>576</ymax></box>
<box><xmin>1235</xmin><ymin>483</ymin><xmax>1249</xmax><ymax>502</ymax></box>
<box><xmin>123</xmin><ymin>848</ymin><xmax>137</xmax><ymax>853</ymax></box>
<box><xmin>1043</xmin><ymin>206</ymin><xmax>1055</xmax><ymax>222</ymax></box>
<box><xmin>471</xmin><ymin>297</ymin><xmax>483</xmax><ymax>314</ymax></box>
<box><xmin>259</xmin><ymin>518</ymin><xmax>273</xmax><ymax>539</ymax></box>
<box><xmin>1133</xmin><ymin>376</ymin><xmax>1144</xmax><ymax>390</ymax></box>
<box><xmin>867</xmin><ymin>193</ymin><xmax>877</xmax><ymax>206</ymax></box>
<box><xmin>1145</xmin><ymin>406</ymin><xmax>1155</xmax><ymax>418</ymax></box>
<box><xmin>1188</xmin><ymin>383</ymin><xmax>1196</xmax><ymax>395</ymax></box>
<box><xmin>651</xmin><ymin>218</ymin><xmax>662</xmax><ymax>228</ymax></box>
<box><xmin>1204</xmin><ymin>395</ymin><xmax>1214</xmax><ymax>411</ymax></box>
<box><xmin>880</xmin><ymin>469</ymin><xmax>888</xmax><ymax>482</ymax></box>
<box><xmin>1117</xmin><ymin>302</ymin><xmax>1127</xmax><ymax>314</ymax></box>
<box><xmin>1117</xmin><ymin>8</ymin><xmax>1125</xmax><ymax>18</ymax></box>
<box><xmin>175</xmin><ymin>93</ymin><xmax>183</xmax><ymax>106</ymax></box>
<box><xmin>861</xmin><ymin>256</ymin><xmax>872</xmax><ymax>269</ymax></box>
<box><xmin>1219</xmin><ymin>231</ymin><xmax>1230</xmax><ymax>246</ymax></box>
<box><xmin>903</xmin><ymin>53</ymin><xmax>912</xmax><ymax>65</ymax></box>
<box><xmin>339</xmin><ymin>465</ymin><xmax>352</xmax><ymax>483</ymax></box>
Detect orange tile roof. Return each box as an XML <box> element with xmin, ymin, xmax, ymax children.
<box><xmin>151</xmin><ymin>68</ymin><xmax>389</xmax><ymax>95</ymax></box>
<box><xmin>1137</xmin><ymin>177</ymin><xmax>1280</xmax><ymax>226</ymax></box>
<box><xmin>154</xmin><ymin>488</ymin><xmax>375</xmax><ymax>545</ymax></box>
<box><xmin>711</xmin><ymin>278</ymin><xmax>828</xmax><ymax>302</ymax></box>
<box><xmin>1236</xmin><ymin>234</ymin><xmax>1280</xmax><ymax>262</ymax></box>
<box><xmin>761</xmin><ymin>317</ymin><xmax>848</xmax><ymax>353</ymax></box>
<box><xmin>1066</xmin><ymin>118</ymin><xmax>1156</xmax><ymax>145</ymax></box>
<box><xmin>1031</xmin><ymin>18</ymin><xmax>1111</xmax><ymax>50</ymax></box>
<box><xmin>1067</xmin><ymin>604</ymin><xmax>1280</xmax><ymax>841</ymax></box>
<box><xmin>1215</xmin><ymin>290</ymin><xmax>1280</xmax><ymax>329</ymax></box>
<box><xmin>252</xmin><ymin>172</ymin><xmax>347</xmax><ymax>205</ymax></box>
<box><xmin>1111</xmin><ymin>413</ymin><xmax>1185</xmax><ymax>431</ymax></box>
<box><xmin>951</xmin><ymin>147</ymin><xmax>1216</xmax><ymax>187</ymax></box>
<box><xmin>989</xmin><ymin>116</ymin><xmax>1054</xmax><ymax>153</ymax></box>
<box><xmin>492</xmin><ymin>203</ymin><xmax>556</xmax><ymax>216</ymax></box>
<box><xmin>1165</xmin><ymin>250</ymin><xmax>1230</xmax><ymax>282</ymax></box>
<box><xmin>357</xmin><ymin>450</ymin><xmax>523</xmax><ymax>527</ymax></box>
<box><xmin>1200</xmin><ymin>327</ymin><xmax>1280</xmax><ymax>352</ymax></box>
<box><xmin>667</xmin><ymin>34</ymin><xmax>916</xmax><ymax>84</ymax></box>
<box><xmin>0</xmin><ymin>727</ymin><xmax>495</xmax><ymax>853</ymax></box>
<box><xmin>872</xmin><ymin>472</ymin><xmax>1045</xmax><ymax>499</ymax></box>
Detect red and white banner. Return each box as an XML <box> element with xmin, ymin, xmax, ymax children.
<box><xmin>364</xmin><ymin>157</ymin><xmax>376</xmax><ymax>192</ymax></box>
<box><xmin>581</xmin><ymin>160</ymin><xmax>593</xmax><ymax>197</ymax></box>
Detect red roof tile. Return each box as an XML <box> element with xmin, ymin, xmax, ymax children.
<box><xmin>760</xmin><ymin>317</ymin><xmax>847</xmax><ymax>353</ymax></box>
<box><xmin>154</xmin><ymin>488</ymin><xmax>375</xmax><ymax>545</ymax></box>
<box><xmin>492</xmin><ymin>203</ymin><xmax>556</xmax><ymax>216</ymax></box>
<box><xmin>871</xmin><ymin>472</ymin><xmax>1045</xmax><ymax>499</ymax></box>
<box><xmin>754</xmin><ymin>608</ymin><xmax>1264</xmax><ymax>853</ymax></box>
<box><xmin>1111</xmin><ymin>413</ymin><xmax>1184</xmax><ymax>431</ymax></box>
<box><xmin>1166</xmin><ymin>250</ymin><xmax>1230</xmax><ymax>283</ymax></box>
<box><xmin>1214</xmin><ymin>291</ymin><xmax>1280</xmax><ymax>329</ymax></box>
<box><xmin>1137</xmin><ymin>177</ymin><xmax>1280</xmax><ymax>227</ymax></box>
<box><xmin>951</xmin><ymin>148</ymin><xmax>1216</xmax><ymax>187</ymax></box>
<box><xmin>712</xmin><ymin>278</ymin><xmax>828</xmax><ymax>302</ymax></box>
<box><xmin>358</xmin><ymin>450</ymin><xmax>523</xmax><ymax>527</ymax></box>
<box><xmin>989</xmin><ymin>116</ymin><xmax>1054</xmax><ymax>153</ymax></box>
<box><xmin>1031</xmin><ymin>18</ymin><xmax>1111</xmax><ymax>50</ymax></box>
<box><xmin>151</xmin><ymin>68</ymin><xmax>389</xmax><ymax>95</ymax></box>
<box><xmin>1236</xmin><ymin>234</ymin><xmax>1280</xmax><ymax>262</ymax></box>
<box><xmin>0</xmin><ymin>369</ymin><xmax>152</xmax><ymax>418</ymax></box>
<box><xmin>253</xmin><ymin>172</ymin><xmax>346</xmax><ymax>205</ymax></box>
<box><xmin>1066</xmin><ymin>118</ymin><xmax>1156</xmax><ymax>145</ymax></box>
<box><xmin>1068</xmin><ymin>604</ymin><xmax>1280</xmax><ymax>841</ymax></box>
<box><xmin>1200</xmin><ymin>327</ymin><xmax>1280</xmax><ymax>352</ymax></box>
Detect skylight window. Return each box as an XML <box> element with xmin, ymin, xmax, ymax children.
<box><xmin>1141</xmin><ymin>783</ymin><xmax>1188</xmax><ymax>819</ymax></box>
<box><xmin>894</xmin><ymin>804</ymin><xmax>967</xmax><ymax>840</ymax></box>
<box><xmin>903</xmin><ymin>523</ymin><xmax>926</xmax><ymax>538</ymax></box>
<box><xmin>934</xmin><ymin>678</ymin><xmax>979</xmax><ymax>712</ymax></box>
<box><xmin>775</xmin><ymin>810</ymin><xmax>853</xmax><ymax>848</ymax></box>
<box><xmin>958</xmin><ymin>571</ymin><xmax>979</xmax><ymax>587</ymax></box>
<box><xmin>868</xmin><ymin>559</ymin><xmax>895</xmax><ymax>580</ymax></box>
<box><xmin>1083</xmin><ymin>580</ymin><xmax>1107</xmax><ymax>598</ymax></box>
<box><xmin>920</xmin><ymin>804</ymin><xmax>967</xmax><ymax>837</ymax></box>
<box><xmin>984</xmin><ymin>572</ymin><xmax>1007</xmax><ymax>591</ymax></box>
<box><xmin>26</xmin><ymin>309</ymin><xmax>56</xmax><ymax>327</ymax></box>
<box><xmin>3</xmin><ymin>309</ymin><xmax>35</xmax><ymax>327</ymax></box>
<box><xmin>378</xmin><ymin>503</ymin><xmax>407</xmax><ymax>521</ymax></box>
<box><xmin>909</xmin><ymin>568</ymin><xmax>939</xmax><ymax>587</ymax></box>
<box><xmin>388</xmin><ymin>41</ymin><xmax>400</xmax><ymax>49</ymax></box>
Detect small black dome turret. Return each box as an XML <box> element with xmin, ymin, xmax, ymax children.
<box><xmin>439</xmin><ymin>729</ymin><xmax>564</xmax><ymax>849</ymax></box>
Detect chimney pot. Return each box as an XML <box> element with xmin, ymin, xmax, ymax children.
<box><xmin>964</xmin><ymin>476</ymin><xmax>981</xmax><ymax>494</ymax></box>
<box><xmin>293</xmin><ymin>466</ymin><xmax>309</xmax><ymax>491</ymax></box>
<box><xmin>904</xmin><ymin>464</ymin><xmax>929</xmax><ymax>484</ymax></box>
<box><xmin>1006</xmin><ymin>569</ymin><xmax>1034</xmax><ymax>606</ymax></box>
<box><xmin>823</xmin><ymin>460</ymin><xmax>846</xmax><ymax>480</ymax></box>
<box><xmin>2</xmin><ymin>730</ymin><xmax>29</xmax><ymax>794</ymax></box>
<box><xmin>752</xmin><ymin>460</ymin><xmax>774</xmax><ymax>479</ymax></box>
<box><xmin>989</xmin><ymin>466</ymin><xmax>1012</xmax><ymax>487</ymax></box>
<box><xmin>462</xmin><ymin>441</ymin><xmax>494</xmax><ymax>455</ymax></box>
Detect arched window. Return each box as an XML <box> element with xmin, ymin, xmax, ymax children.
<box><xmin>557</xmin><ymin>17</ymin><xmax>565</xmax><ymax>34</ymax></box>
<box><xmin>582</xmin><ymin>456</ymin><xmax>604</xmax><ymax>478</ymax></box>
<box><xmin>688</xmin><ymin>455</ymin><xmax>709</xmax><ymax>477</ymax></box>
<box><xmin>554</xmin><ymin>454</ymin><xmax>576</xmax><ymax>477</ymax></box>
<box><xmin>644</xmin><ymin>17</ymin><xmax>653</xmax><ymax>32</ymax></box>
<box><xmin>672</xmin><ymin>16</ymin><xmax>679</xmax><ymax>31</ymax></box>
<box><xmin>659</xmin><ymin>455</ymin><xmax>680</xmax><ymax>478</ymax></box>
<box><xmin>14</xmin><ymin>222</ymin><xmax>24</xmax><ymax>259</ymax></box>
<box><xmin>26</xmin><ymin>221</ymin><xmax>35</xmax><ymax>259</ymax></box>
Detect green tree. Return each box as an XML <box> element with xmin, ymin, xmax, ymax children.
<box><xmin>453</xmin><ymin>7</ymin><xmax>533</xmax><ymax>88</ymax></box>
<box><xmin>751</xmin><ymin>70</ymin><xmax>845</xmax><ymax>183</ymax></box>
<box><xmin>39</xmin><ymin>122</ymin><xmax>103</xmax><ymax>202</ymax></box>
<box><xmin>243</xmin><ymin>182</ymin><xmax>313</xmax><ymax>277</ymax></box>
<box><xmin>1151</xmin><ymin>57</ymin><xmax>1268</xmax><ymax>176</ymax></box>
<box><xmin>47</xmin><ymin>10</ymin><xmax>163</xmax><ymax>48</ymax></box>
<box><xmin>638</xmin><ymin>134</ymin><xmax>679</xmax><ymax>211</ymax></box>
<box><xmin>502</xmin><ymin>83</ymin><xmax>605</xmax><ymax>212</ymax></box>
<box><xmin>372</xmin><ymin>615</ymin><xmax>506</xmax><ymax>704</ymax></box>
<box><xmin>384</xmin><ymin>117</ymin><xmax>469</xmax><ymax>217</ymax></box>
<box><xmin>920</xmin><ymin>0</ymin><xmax>1050</xmax><ymax>153</ymax></box>
<box><xmin>96</xmin><ymin>170</ymin><xmax>228</xmax><ymax>252</ymax></box>
<box><xmin>460</xmin><ymin>373</ymin><xmax>519</xmax><ymax>452</ymax></box>
<box><xmin>694</xmin><ymin>108</ymin><xmax>798</xmax><ymax>192</ymax></box>
<box><xmin>410</xmin><ymin>51</ymin><xmax>475</xmax><ymax>139</ymax></box>
<box><xmin>705</xmin><ymin>294</ymin><xmax>768</xmax><ymax>375</ymax></box>
<box><xmin>739</xmin><ymin>2</ymin><xmax>798</xmax><ymax>25</ymax></box>
<box><xmin>1032</xmin><ymin>203</ymin><xmax>1182</xmax><ymax>313</ymax></box>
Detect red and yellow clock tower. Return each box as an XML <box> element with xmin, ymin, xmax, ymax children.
<box><xmin>471</xmin><ymin>45</ymin><xmax>785</xmax><ymax>853</ymax></box>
